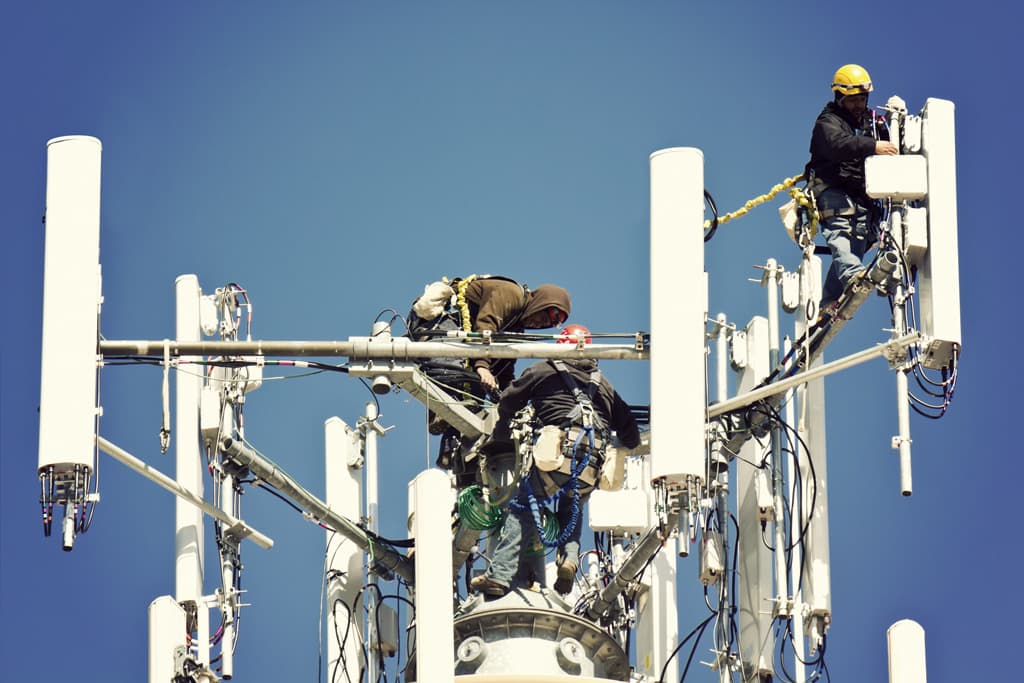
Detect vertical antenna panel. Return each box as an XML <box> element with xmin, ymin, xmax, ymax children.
<box><xmin>649</xmin><ymin>147</ymin><xmax>706</xmax><ymax>483</ymax></box>
<box><xmin>918</xmin><ymin>98</ymin><xmax>961</xmax><ymax>370</ymax></box>
<box><xmin>148</xmin><ymin>596</ymin><xmax>186</xmax><ymax>683</ymax></box>
<box><xmin>734</xmin><ymin>316</ymin><xmax>774</xmax><ymax>677</ymax></box>
<box><xmin>887</xmin><ymin>619</ymin><xmax>927</xmax><ymax>683</ymax></box>
<box><xmin>797</xmin><ymin>256</ymin><xmax>832</xmax><ymax>637</ymax></box>
<box><xmin>325</xmin><ymin>417</ymin><xmax>365</xmax><ymax>682</ymax></box>
<box><xmin>38</xmin><ymin>136</ymin><xmax>103</xmax><ymax>474</ymax></box>
<box><xmin>411</xmin><ymin>469</ymin><xmax>455</xmax><ymax>681</ymax></box>
<box><xmin>633</xmin><ymin>456</ymin><xmax>679</xmax><ymax>681</ymax></box>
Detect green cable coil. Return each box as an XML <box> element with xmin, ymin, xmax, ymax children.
<box><xmin>457</xmin><ymin>485</ymin><xmax>503</xmax><ymax>530</ymax></box>
<box><xmin>525</xmin><ymin>508</ymin><xmax>561</xmax><ymax>556</ymax></box>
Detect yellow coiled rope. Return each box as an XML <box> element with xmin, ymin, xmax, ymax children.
<box><xmin>453</xmin><ymin>274</ymin><xmax>478</xmax><ymax>332</ymax></box>
<box><xmin>788</xmin><ymin>183</ymin><xmax>820</xmax><ymax>244</ymax></box>
<box><xmin>703</xmin><ymin>174</ymin><xmax>805</xmax><ymax>230</ymax></box>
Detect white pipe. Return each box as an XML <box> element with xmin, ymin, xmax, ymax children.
<box><xmin>175</xmin><ymin>274</ymin><xmax>208</xmax><ymax>667</ymax></box>
<box><xmin>890</xmin><ymin>209</ymin><xmax>914</xmax><ymax>496</ymax></box>
<box><xmin>714</xmin><ymin>314</ymin><xmax>731</xmax><ymax>683</ymax></box>
<box><xmin>649</xmin><ymin>146</ymin><xmax>706</xmax><ymax>483</ymax></box>
<box><xmin>98</xmin><ymin>338</ymin><xmax>647</xmax><ymax>360</ymax></box>
<box><xmin>364</xmin><ymin>402</ymin><xmax>380</xmax><ymax>683</ymax></box>
<box><xmin>766</xmin><ymin>261</ymin><xmax>790</xmax><ymax>616</ymax></box>
<box><xmin>412</xmin><ymin>469</ymin><xmax>455</xmax><ymax>682</ymax></box>
<box><xmin>95</xmin><ymin>436</ymin><xmax>272</xmax><ymax>549</ymax></box>
<box><xmin>783</xmin><ymin>337</ymin><xmax>806</xmax><ymax>683</ymax></box>
<box><xmin>708</xmin><ymin>332</ymin><xmax>920</xmax><ymax>419</ymax></box>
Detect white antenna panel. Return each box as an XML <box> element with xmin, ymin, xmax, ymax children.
<box><xmin>649</xmin><ymin>147</ymin><xmax>706</xmax><ymax>484</ymax></box>
<box><xmin>38</xmin><ymin>136</ymin><xmax>103</xmax><ymax>474</ymax></box>
<box><xmin>918</xmin><ymin>98</ymin><xmax>962</xmax><ymax>370</ymax></box>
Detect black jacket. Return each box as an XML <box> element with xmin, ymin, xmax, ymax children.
<box><xmin>494</xmin><ymin>359</ymin><xmax>640</xmax><ymax>448</ymax></box>
<box><xmin>806</xmin><ymin>101</ymin><xmax>889</xmax><ymax>201</ymax></box>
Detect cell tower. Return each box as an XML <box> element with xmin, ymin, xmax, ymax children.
<box><xmin>36</xmin><ymin>95</ymin><xmax>957</xmax><ymax>682</ymax></box>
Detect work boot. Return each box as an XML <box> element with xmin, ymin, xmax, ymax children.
<box><xmin>470</xmin><ymin>574</ymin><xmax>509</xmax><ymax>597</ymax></box>
<box><xmin>553</xmin><ymin>561</ymin><xmax>577</xmax><ymax>595</ymax></box>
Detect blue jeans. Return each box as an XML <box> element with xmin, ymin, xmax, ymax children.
<box><xmin>487</xmin><ymin>472</ymin><xmax>587</xmax><ymax>587</ymax></box>
<box><xmin>818</xmin><ymin>187</ymin><xmax>876</xmax><ymax>306</ymax></box>
<box><xmin>487</xmin><ymin>482</ymin><xmax>544</xmax><ymax>588</ymax></box>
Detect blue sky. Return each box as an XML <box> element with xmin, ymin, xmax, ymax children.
<box><xmin>2</xmin><ymin>3</ymin><xmax>1018</xmax><ymax>682</ymax></box>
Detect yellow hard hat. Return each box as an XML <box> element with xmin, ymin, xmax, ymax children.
<box><xmin>831</xmin><ymin>64</ymin><xmax>873</xmax><ymax>96</ymax></box>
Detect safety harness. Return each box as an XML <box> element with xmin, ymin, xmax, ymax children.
<box><xmin>512</xmin><ymin>360</ymin><xmax>609</xmax><ymax>548</ymax></box>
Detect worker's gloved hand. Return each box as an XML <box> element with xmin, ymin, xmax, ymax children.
<box><xmin>476</xmin><ymin>366</ymin><xmax>498</xmax><ymax>393</ymax></box>
<box><xmin>875</xmin><ymin>141</ymin><xmax>898</xmax><ymax>155</ymax></box>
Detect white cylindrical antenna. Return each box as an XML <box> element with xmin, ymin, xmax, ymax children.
<box><xmin>411</xmin><ymin>469</ymin><xmax>455</xmax><ymax>682</ymax></box>
<box><xmin>325</xmin><ymin>417</ymin><xmax>365</xmax><ymax>683</ymax></box>
<box><xmin>38</xmin><ymin>136</ymin><xmax>103</xmax><ymax>477</ymax></box>
<box><xmin>174</xmin><ymin>274</ymin><xmax>208</xmax><ymax>667</ymax></box>
<box><xmin>887</xmin><ymin>619</ymin><xmax>927</xmax><ymax>683</ymax></box>
<box><xmin>649</xmin><ymin>147</ymin><xmax>706</xmax><ymax>484</ymax></box>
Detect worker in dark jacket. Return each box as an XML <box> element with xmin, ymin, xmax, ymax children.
<box><xmin>471</xmin><ymin>325</ymin><xmax>641</xmax><ymax>597</ymax></box>
<box><xmin>807</xmin><ymin>64</ymin><xmax>898</xmax><ymax>312</ymax></box>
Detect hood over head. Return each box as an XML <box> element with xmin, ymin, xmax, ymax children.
<box><xmin>522</xmin><ymin>284</ymin><xmax>571</xmax><ymax>321</ymax></box>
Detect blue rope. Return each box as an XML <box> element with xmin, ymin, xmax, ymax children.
<box><xmin>512</xmin><ymin>425</ymin><xmax>597</xmax><ymax>548</ymax></box>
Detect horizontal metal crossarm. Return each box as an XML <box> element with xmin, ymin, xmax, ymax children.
<box><xmin>98</xmin><ymin>337</ymin><xmax>648</xmax><ymax>361</ymax></box>
<box><xmin>349</xmin><ymin>363</ymin><xmax>494</xmax><ymax>438</ymax></box>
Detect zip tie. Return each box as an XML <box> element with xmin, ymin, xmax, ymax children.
<box><xmin>160</xmin><ymin>339</ymin><xmax>171</xmax><ymax>454</ymax></box>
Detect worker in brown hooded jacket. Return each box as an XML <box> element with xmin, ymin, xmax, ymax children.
<box><xmin>410</xmin><ymin>276</ymin><xmax>572</xmax><ymax>397</ymax></box>
<box><xmin>461</xmin><ymin>278</ymin><xmax>571</xmax><ymax>392</ymax></box>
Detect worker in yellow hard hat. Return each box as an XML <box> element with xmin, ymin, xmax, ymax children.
<box><xmin>805</xmin><ymin>64</ymin><xmax>899</xmax><ymax>314</ymax></box>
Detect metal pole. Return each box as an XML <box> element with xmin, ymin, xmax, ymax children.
<box><xmin>95</xmin><ymin>436</ymin><xmax>272</xmax><ymax>549</ymax></box>
<box><xmin>218</xmin><ymin>403</ymin><xmax>235</xmax><ymax>679</ymax></box>
<box><xmin>783</xmin><ymin>337</ymin><xmax>806</xmax><ymax>683</ymax></box>
<box><xmin>99</xmin><ymin>337</ymin><xmax>647</xmax><ymax>361</ymax></box>
<box><xmin>707</xmin><ymin>332</ymin><xmax>920</xmax><ymax>419</ymax></box>
<box><xmin>714</xmin><ymin>315</ymin><xmax>731</xmax><ymax>682</ymax></box>
<box><xmin>765</xmin><ymin>260</ymin><xmax>790</xmax><ymax>618</ymax></box>
<box><xmin>175</xmin><ymin>274</ymin><xmax>208</xmax><ymax>668</ymax></box>
<box><xmin>218</xmin><ymin>437</ymin><xmax>415</xmax><ymax>583</ymax></box>
<box><xmin>364</xmin><ymin>402</ymin><xmax>381</xmax><ymax>683</ymax></box>
<box><xmin>890</xmin><ymin>208</ymin><xmax>914</xmax><ymax>496</ymax></box>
